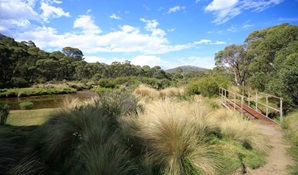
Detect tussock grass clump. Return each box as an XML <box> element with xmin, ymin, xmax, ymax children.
<box><xmin>160</xmin><ymin>87</ymin><xmax>183</xmax><ymax>98</ymax></box>
<box><xmin>132</xmin><ymin>84</ymin><xmax>160</xmax><ymax>99</ymax></box>
<box><xmin>133</xmin><ymin>85</ymin><xmax>184</xmax><ymax>100</ymax></box>
<box><xmin>126</xmin><ymin>99</ymin><xmax>221</xmax><ymax>175</ymax></box>
<box><xmin>27</xmin><ymin>90</ymin><xmax>140</xmax><ymax>174</ymax></box>
<box><xmin>220</xmin><ymin>116</ymin><xmax>270</xmax><ymax>152</ymax></box>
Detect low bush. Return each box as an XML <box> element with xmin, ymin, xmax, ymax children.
<box><xmin>185</xmin><ymin>76</ymin><xmax>230</xmax><ymax>97</ymax></box>
<box><xmin>97</xmin><ymin>78</ymin><xmax>116</xmax><ymax>89</ymax></box>
<box><xmin>19</xmin><ymin>101</ymin><xmax>34</xmax><ymax>110</ymax></box>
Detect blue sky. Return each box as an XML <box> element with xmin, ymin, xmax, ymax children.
<box><xmin>1</xmin><ymin>0</ymin><xmax>298</xmax><ymax>69</ymax></box>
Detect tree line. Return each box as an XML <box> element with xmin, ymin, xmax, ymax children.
<box><xmin>215</xmin><ymin>23</ymin><xmax>298</xmax><ymax>107</ymax></box>
<box><xmin>0</xmin><ymin>36</ymin><xmax>171</xmax><ymax>88</ymax></box>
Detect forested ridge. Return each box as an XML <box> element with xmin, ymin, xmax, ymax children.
<box><xmin>0</xmin><ymin>35</ymin><xmax>172</xmax><ymax>88</ymax></box>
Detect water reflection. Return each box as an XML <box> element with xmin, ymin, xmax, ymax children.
<box><xmin>0</xmin><ymin>91</ymin><xmax>98</xmax><ymax>110</ymax></box>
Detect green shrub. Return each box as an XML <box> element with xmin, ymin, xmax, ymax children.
<box><xmin>0</xmin><ymin>104</ymin><xmax>10</xmax><ymax>125</ymax></box>
<box><xmin>185</xmin><ymin>76</ymin><xmax>230</xmax><ymax>97</ymax></box>
<box><xmin>185</xmin><ymin>81</ymin><xmax>201</xmax><ymax>96</ymax></box>
<box><xmin>19</xmin><ymin>101</ymin><xmax>34</xmax><ymax>110</ymax></box>
<box><xmin>11</xmin><ymin>77</ymin><xmax>30</xmax><ymax>88</ymax></box>
<box><xmin>98</xmin><ymin>78</ymin><xmax>115</xmax><ymax>88</ymax></box>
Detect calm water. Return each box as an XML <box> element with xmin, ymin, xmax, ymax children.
<box><xmin>0</xmin><ymin>91</ymin><xmax>98</xmax><ymax>110</ymax></box>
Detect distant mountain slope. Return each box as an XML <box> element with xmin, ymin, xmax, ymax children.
<box><xmin>166</xmin><ymin>65</ymin><xmax>206</xmax><ymax>73</ymax></box>
<box><xmin>0</xmin><ymin>33</ymin><xmax>8</xmax><ymax>40</ymax></box>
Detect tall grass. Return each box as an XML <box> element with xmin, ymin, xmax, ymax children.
<box><xmin>132</xmin><ymin>84</ymin><xmax>184</xmax><ymax>100</ymax></box>
<box><xmin>26</xmin><ymin>90</ymin><xmax>140</xmax><ymax>174</ymax></box>
<box><xmin>123</xmin><ymin>99</ymin><xmax>221</xmax><ymax>175</ymax></box>
<box><xmin>1</xmin><ymin>90</ymin><xmax>271</xmax><ymax>174</ymax></box>
<box><xmin>132</xmin><ymin>84</ymin><xmax>160</xmax><ymax>99</ymax></box>
<box><xmin>283</xmin><ymin>111</ymin><xmax>298</xmax><ymax>174</ymax></box>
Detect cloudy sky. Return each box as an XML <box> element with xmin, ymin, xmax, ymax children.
<box><xmin>1</xmin><ymin>0</ymin><xmax>298</xmax><ymax>69</ymax></box>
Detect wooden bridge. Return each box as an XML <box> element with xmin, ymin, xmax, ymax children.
<box><xmin>219</xmin><ymin>87</ymin><xmax>283</xmax><ymax>125</ymax></box>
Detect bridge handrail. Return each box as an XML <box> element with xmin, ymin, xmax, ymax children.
<box><xmin>219</xmin><ymin>87</ymin><xmax>283</xmax><ymax>124</ymax></box>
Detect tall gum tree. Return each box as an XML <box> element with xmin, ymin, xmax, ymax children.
<box><xmin>215</xmin><ymin>44</ymin><xmax>252</xmax><ymax>86</ymax></box>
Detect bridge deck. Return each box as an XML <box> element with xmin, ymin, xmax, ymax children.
<box><xmin>224</xmin><ymin>100</ymin><xmax>278</xmax><ymax>125</ymax></box>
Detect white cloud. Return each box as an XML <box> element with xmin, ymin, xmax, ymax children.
<box><xmin>140</xmin><ymin>18</ymin><xmax>166</xmax><ymax>37</ymax></box>
<box><xmin>242</xmin><ymin>24</ymin><xmax>255</xmax><ymax>28</ymax></box>
<box><xmin>167</xmin><ymin>6</ymin><xmax>186</xmax><ymax>14</ymax></box>
<box><xmin>40</xmin><ymin>2</ymin><xmax>70</xmax><ymax>22</ymax></box>
<box><xmin>84</xmin><ymin>56</ymin><xmax>109</xmax><ymax>63</ymax></box>
<box><xmin>86</xmin><ymin>9</ymin><xmax>92</xmax><ymax>14</ymax></box>
<box><xmin>11</xmin><ymin>15</ymin><xmax>193</xmax><ymax>55</ymax></box>
<box><xmin>205</xmin><ymin>0</ymin><xmax>283</xmax><ymax>24</ymax></box>
<box><xmin>212</xmin><ymin>41</ymin><xmax>226</xmax><ymax>45</ymax></box>
<box><xmin>195</xmin><ymin>39</ymin><xmax>211</xmax><ymax>44</ymax></box>
<box><xmin>186</xmin><ymin>56</ymin><xmax>215</xmax><ymax>69</ymax></box>
<box><xmin>110</xmin><ymin>14</ymin><xmax>121</xmax><ymax>20</ymax></box>
<box><xmin>131</xmin><ymin>55</ymin><xmax>167</xmax><ymax>67</ymax></box>
<box><xmin>0</xmin><ymin>0</ymin><xmax>40</xmax><ymax>21</ymax></box>
<box><xmin>73</xmin><ymin>15</ymin><xmax>102</xmax><ymax>34</ymax></box>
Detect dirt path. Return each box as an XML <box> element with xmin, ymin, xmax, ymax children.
<box><xmin>242</xmin><ymin>121</ymin><xmax>295</xmax><ymax>175</ymax></box>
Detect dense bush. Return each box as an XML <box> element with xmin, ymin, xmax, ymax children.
<box><xmin>97</xmin><ymin>78</ymin><xmax>116</xmax><ymax>89</ymax></box>
<box><xmin>0</xmin><ymin>104</ymin><xmax>10</xmax><ymax>125</ymax></box>
<box><xmin>10</xmin><ymin>77</ymin><xmax>30</xmax><ymax>88</ymax></box>
<box><xmin>19</xmin><ymin>101</ymin><xmax>34</xmax><ymax>110</ymax></box>
<box><xmin>185</xmin><ymin>76</ymin><xmax>230</xmax><ymax>97</ymax></box>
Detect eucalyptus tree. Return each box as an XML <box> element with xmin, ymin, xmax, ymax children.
<box><xmin>215</xmin><ymin>44</ymin><xmax>252</xmax><ymax>86</ymax></box>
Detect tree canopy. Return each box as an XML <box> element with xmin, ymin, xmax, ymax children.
<box><xmin>0</xmin><ymin>35</ymin><xmax>173</xmax><ymax>88</ymax></box>
<box><xmin>215</xmin><ymin>23</ymin><xmax>298</xmax><ymax>107</ymax></box>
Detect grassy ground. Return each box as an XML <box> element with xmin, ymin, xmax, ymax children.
<box><xmin>282</xmin><ymin>110</ymin><xmax>298</xmax><ymax>175</ymax></box>
<box><xmin>7</xmin><ymin>108</ymin><xmax>57</xmax><ymax>126</ymax></box>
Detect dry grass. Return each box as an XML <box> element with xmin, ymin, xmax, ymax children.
<box><xmin>212</xmin><ymin>108</ymin><xmax>270</xmax><ymax>153</ymax></box>
<box><xmin>132</xmin><ymin>85</ymin><xmax>160</xmax><ymax>99</ymax></box>
<box><xmin>160</xmin><ymin>87</ymin><xmax>184</xmax><ymax>98</ymax></box>
<box><xmin>133</xmin><ymin>85</ymin><xmax>184</xmax><ymax>100</ymax></box>
<box><xmin>126</xmin><ymin>99</ymin><xmax>221</xmax><ymax>175</ymax></box>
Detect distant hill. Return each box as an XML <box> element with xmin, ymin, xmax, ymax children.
<box><xmin>0</xmin><ymin>33</ymin><xmax>8</xmax><ymax>40</ymax></box>
<box><xmin>166</xmin><ymin>65</ymin><xmax>206</xmax><ymax>73</ymax></box>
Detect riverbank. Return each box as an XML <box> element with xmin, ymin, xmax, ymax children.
<box><xmin>0</xmin><ymin>87</ymin><xmax>77</xmax><ymax>98</ymax></box>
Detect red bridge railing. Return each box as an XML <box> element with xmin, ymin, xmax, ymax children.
<box><xmin>219</xmin><ymin>87</ymin><xmax>283</xmax><ymax>125</ymax></box>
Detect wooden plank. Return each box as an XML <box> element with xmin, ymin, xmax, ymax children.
<box><xmin>224</xmin><ymin>101</ymin><xmax>278</xmax><ymax>125</ymax></box>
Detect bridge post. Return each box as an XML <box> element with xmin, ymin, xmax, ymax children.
<box><xmin>280</xmin><ymin>98</ymin><xmax>283</xmax><ymax>124</ymax></box>
<box><xmin>266</xmin><ymin>95</ymin><xmax>268</xmax><ymax>118</ymax></box>
<box><xmin>224</xmin><ymin>89</ymin><xmax>226</xmax><ymax>104</ymax></box>
<box><xmin>255</xmin><ymin>93</ymin><xmax>258</xmax><ymax>111</ymax></box>
<box><xmin>248</xmin><ymin>92</ymin><xmax>250</xmax><ymax>107</ymax></box>
<box><xmin>234</xmin><ymin>93</ymin><xmax>236</xmax><ymax>110</ymax></box>
<box><xmin>241</xmin><ymin>95</ymin><xmax>244</xmax><ymax>117</ymax></box>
